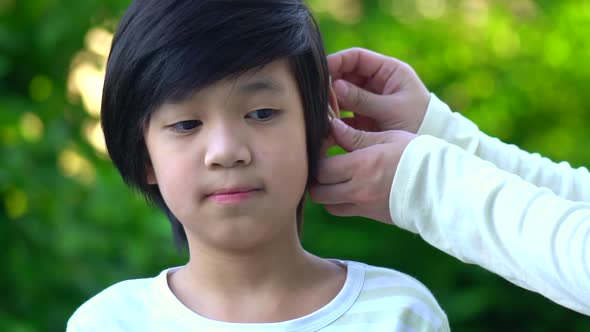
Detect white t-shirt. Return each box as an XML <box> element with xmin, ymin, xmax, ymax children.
<box><xmin>67</xmin><ymin>260</ymin><xmax>449</xmax><ymax>331</ymax></box>
<box><xmin>390</xmin><ymin>94</ymin><xmax>590</xmax><ymax>315</ymax></box>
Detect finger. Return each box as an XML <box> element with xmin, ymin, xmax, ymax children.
<box><xmin>331</xmin><ymin>118</ymin><xmax>390</xmax><ymax>151</ymax></box>
<box><xmin>341</xmin><ymin>72</ymin><xmax>368</xmax><ymax>88</ymax></box>
<box><xmin>308</xmin><ymin>181</ymin><xmax>354</xmax><ymax>205</ymax></box>
<box><xmin>328</xmin><ymin>48</ymin><xmax>405</xmax><ymax>90</ymax></box>
<box><xmin>314</xmin><ymin>152</ymin><xmax>356</xmax><ymax>184</ymax></box>
<box><xmin>364</xmin><ymin>59</ymin><xmax>408</xmax><ymax>95</ymax></box>
<box><xmin>323</xmin><ymin>203</ymin><xmax>360</xmax><ymax>217</ymax></box>
<box><xmin>336</xmin><ymin>60</ymin><xmax>405</xmax><ymax>96</ymax></box>
<box><xmin>333</xmin><ymin>80</ymin><xmax>390</xmax><ymax>120</ymax></box>
<box><xmin>328</xmin><ymin>48</ymin><xmax>388</xmax><ymax>78</ymax></box>
<box><xmin>339</xmin><ymin>71</ymin><xmax>398</xmax><ymax>97</ymax></box>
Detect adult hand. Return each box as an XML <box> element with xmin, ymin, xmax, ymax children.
<box><xmin>310</xmin><ymin>118</ymin><xmax>416</xmax><ymax>224</ymax></box>
<box><xmin>328</xmin><ymin>48</ymin><xmax>430</xmax><ymax>134</ymax></box>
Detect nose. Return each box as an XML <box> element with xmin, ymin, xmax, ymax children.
<box><xmin>204</xmin><ymin>124</ymin><xmax>252</xmax><ymax>168</ymax></box>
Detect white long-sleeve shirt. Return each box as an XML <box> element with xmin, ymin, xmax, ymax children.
<box><xmin>389</xmin><ymin>94</ymin><xmax>590</xmax><ymax>316</ymax></box>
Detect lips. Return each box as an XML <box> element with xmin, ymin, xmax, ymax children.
<box><xmin>207</xmin><ymin>187</ymin><xmax>260</xmax><ymax>196</ymax></box>
<box><xmin>205</xmin><ymin>187</ymin><xmax>262</xmax><ymax>204</ymax></box>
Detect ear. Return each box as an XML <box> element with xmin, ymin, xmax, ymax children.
<box><xmin>328</xmin><ymin>76</ymin><xmax>341</xmax><ymax>119</ymax></box>
<box><xmin>146</xmin><ymin>163</ymin><xmax>157</xmax><ymax>185</ymax></box>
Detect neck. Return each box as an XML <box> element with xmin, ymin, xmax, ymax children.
<box><xmin>177</xmin><ymin>219</ymin><xmax>325</xmax><ymax>295</ymax></box>
<box><xmin>185</xmin><ymin>227</ymin><xmax>312</xmax><ymax>292</ymax></box>
<box><xmin>167</xmin><ymin>221</ymin><xmax>347</xmax><ymax>323</ymax></box>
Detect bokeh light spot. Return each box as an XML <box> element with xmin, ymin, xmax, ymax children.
<box><xmin>57</xmin><ymin>147</ymin><xmax>96</xmax><ymax>185</ymax></box>
<box><xmin>19</xmin><ymin>112</ymin><xmax>44</xmax><ymax>143</ymax></box>
<box><xmin>326</xmin><ymin>0</ymin><xmax>362</xmax><ymax>24</ymax></box>
<box><xmin>82</xmin><ymin>120</ymin><xmax>107</xmax><ymax>157</ymax></box>
<box><xmin>67</xmin><ymin>27</ymin><xmax>113</xmax><ymax>119</ymax></box>
<box><xmin>462</xmin><ymin>0</ymin><xmax>489</xmax><ymax>26</ymax></box>
<box><xmin>68</xmin><ymin>63</ymin><xmax>104</xmax><ymax>117</ymax></box>
<box><xmin>85</xmin><ymin>27</ymin><xmax>113</xmax><ymax>58</ymax></box>
<box><xmin>417</xmin><ymin>0</ymin><xmax>447</xmax><ymax>19</ymax></box>
<box><xmin>390</xmin><ymin>0</ymin><xmax>419</xmax><ymax>24</ymax></box>
<box><xmin>492</xmin><ymin>24</ymin><xmax>521</xmax><ymax>58</ymax></box>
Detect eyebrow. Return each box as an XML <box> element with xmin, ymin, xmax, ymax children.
<box><xmin>237</xmin><ymin>79</ymin><xmax>286</xmax><ymax>95</ymax></box>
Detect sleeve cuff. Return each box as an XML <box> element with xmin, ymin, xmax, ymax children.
<box><xmin>389</xmin><ymin>135</ymin><xmax>447</xmax><ymax>233</ymax></box>
<box><xmin>417</xmin><ymin>93</ymin><xmax>454</xmax><ymax>137</ymax></box>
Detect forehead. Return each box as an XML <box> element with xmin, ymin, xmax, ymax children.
<box><xmin>188</xmin><ymin>59</ymin><xmax>298</xmax><ymax>104</ymax></box>
<box><xmin>231</xmin><ymin>59</ymin><xmax>296</xmax><ymax>89</ymax></box>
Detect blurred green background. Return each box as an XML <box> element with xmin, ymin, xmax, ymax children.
<box><xmin>1</xmin><ymin>0</ymin><xmax>589</xmax><ymax>331</ymax></box>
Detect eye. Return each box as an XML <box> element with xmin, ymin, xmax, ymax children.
<box><xmin>171</xmin><ymin>120</ymin><xmax>202</xmax><ymax>133</ymax></box>
<box><xmin>245</xmin><ymin>108</ymin><xmax>278</xmax><ymax>121</ymax></box>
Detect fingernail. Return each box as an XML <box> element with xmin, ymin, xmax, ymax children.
<box><xmin>334</xmin><ymin>80</ymin><xmax>349</xmax><ymax>98</ymax></box>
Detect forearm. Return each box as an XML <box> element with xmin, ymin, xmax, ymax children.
<box><xmin>391</xmin><ymin>135</ymin><xmax>590</xmax><ymax>316</ymax></box>
<box><xmin>418</xmin><ymin>94</ymin><xmax>590</xmax><ymax>202</ymax></box>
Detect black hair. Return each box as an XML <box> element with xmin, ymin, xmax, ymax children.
<box><xmin>101</xmin><ymin>0</ymin><xmax>331</xmax><ymax>248</ymax></box>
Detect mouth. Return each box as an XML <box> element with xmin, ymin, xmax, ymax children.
<box><xmin>206</xmin><ymin>187</ymin><xmax>262</xmax><ymax>204</ymax></box>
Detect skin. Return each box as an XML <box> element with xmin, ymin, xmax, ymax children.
<box><xmin>313</xmin><ymin>118</ymin><xmax>416</xmax><ymax>223</ymax></box>
<box><xmin>144</xmin><ymin>59</ymin><xmax>345</xmax><ymax>323</ymax></box>
<box><xmin>327</xmin><ymin>47</ymin><xmax>430</xmax><ymax>134</ymax></box>
<box><xmin>310</xmin><ymin>48</ymin><xmax>430</xmax><ymax>223</ymax></box>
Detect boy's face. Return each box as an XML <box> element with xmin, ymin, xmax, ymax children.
<box><xmin>144</xmin><ymin>59</ymin><xmax>309</xmax><ymax>250</ymax></box>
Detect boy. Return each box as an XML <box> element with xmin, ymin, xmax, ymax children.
<box><xmin>67</xmin><ymin>0</ymin><xmax>450</xmax><ymax>330</ymax></box>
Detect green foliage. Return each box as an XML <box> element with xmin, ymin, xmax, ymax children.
<box><xmin>1</xmin><ymin>0</ymin><xmax>589</xmax><ymax>331</ymax></box>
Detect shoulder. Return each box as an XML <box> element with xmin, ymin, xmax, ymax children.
<box><xmin>67</xmin><ymin>271</ymin><xmax>167</xmax><ymax>331</ymax></box>
<box><xmin>346</xmin><ymin>261</ymin><xmax>450</xmax><ymax>332</ymax></box>
<box><xmin>360</xmin><ymin>262</ymin><xmax>437</xmax><ymax>295</ymax></box>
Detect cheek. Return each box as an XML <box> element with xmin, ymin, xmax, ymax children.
<box><xmin>261</xmin><ymin>125</ymin><xmax>309</xmax><ymax>199</ymax></box>
<box><xmin>155</xmin><ymin>162</ymin><xmax>184</xmax><ymax>190</ymax></box>
<box><xmin>150</xmin><ymin>151</ymin><xmax>199</xmax><ymax>217</ymax></box>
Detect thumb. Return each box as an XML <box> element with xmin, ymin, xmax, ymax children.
<box><xmin>331</xmin><ymin>118</ymin><xmax>389</xmax><ymax>152</ymax></box>
<box><xmin>333</xmin><ymin>79</ymin><xmax>389</xmax><ymax>119</ymax></box>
